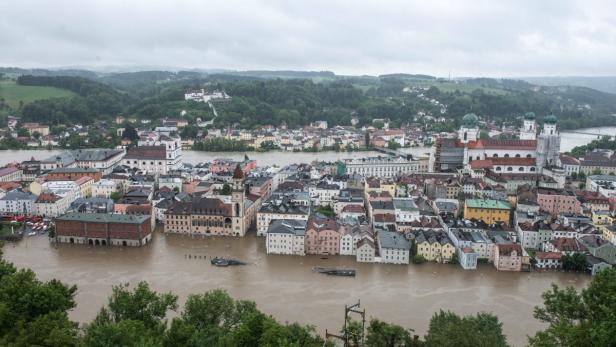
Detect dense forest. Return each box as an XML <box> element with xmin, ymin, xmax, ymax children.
<box><xmin>3</xmin><ymin>69</ymin><xmax>616</xmax><ymax>131</ymax></box>
<box><xmin>0</xmin><ymin>249</ymin><xmax>614</xmax><ymax>346</ymax></box>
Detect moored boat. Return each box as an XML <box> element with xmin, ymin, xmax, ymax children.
<box><xmin>312</xmin><ymin>267</ymin><xmax>356</xmax><ymax>277</ymax></box>
<box><xmin>211</xmin><ymin>257</ymin><xmax>247</xmax><ymax>267</ymax></box>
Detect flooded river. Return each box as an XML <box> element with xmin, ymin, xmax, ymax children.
<box><xmin>3</xmin><ymin>233</ymin><xmax>590</xmax><ymax>346</ymax></box>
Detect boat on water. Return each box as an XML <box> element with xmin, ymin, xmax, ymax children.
<box><xmin>313</xmin><ymin>267</ymin><xmax>356</xmax><ymax>277</ymax></box>
<box><xmin>211</xmin><ymin>257</ymin><xmax>247</xmax><ymax>267</ymax></box>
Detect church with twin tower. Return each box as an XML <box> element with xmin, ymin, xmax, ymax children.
<box><xmin>434</xmin><ymin>112</ymin><xmax>563</xmax><ymax>179</ymax></box>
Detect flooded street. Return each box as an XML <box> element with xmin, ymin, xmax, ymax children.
<box><xmin>3</xmin><ymin>232</ymin><xmax>590</xmax><ymax>346</ymax></box>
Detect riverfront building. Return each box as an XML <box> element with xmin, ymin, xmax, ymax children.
<box><xmin>55</xmin><ymin>212</ymin><xmax>152</xmax><ymax>246</ymax></box>
<box><xmin>164</xmin><ymin>165</ymin><xmax>258</xmax><ymax>237</ymax></box>
<box><xmin>433</xmin><ymin>113</ymin><xmax>562</xmax><ymax>174</ymax></box>
<box><xmin>378</xmin><ymin>230</ymin><xmax>411</xmax><ymax>264</ymax></box>
<box><xmin>266</xmin><ymin>219</ymin><xmax>306</xmax><ymax>256</ymax></box>
<box><xmin>344</xmin><ymin>155</ymin><xmax>421</xmax><ymax>178</ymax></box>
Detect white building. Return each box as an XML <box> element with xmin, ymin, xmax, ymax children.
<box><xmin>377</xmin><ymin>230</ymin><xmax>410</xmax><ymax>264</ymax></box>
<box><xmin>458</xmin><ymin>247</ymin><xmax>479</xmax><ymax>270</ymax></box>
<box><xmin>339</xmin><ymin>224</ymin><xmax>373</xmax><ymax>256</ymax></box>
<box><xmin>266</xmin><ymin>219</ymin><xmax>306</xmax><ymax>256</ymax></box>
<box><xmin>72</xmin><ymin>149</ymin><xmax>125</xmax><ymax>174</ymax></box>
<box><xmin>344</xmin><ymin>156</ymin><xmax>421</xmax><ymax>178</ymax></box>
<box><xmin>34</xmin><ymin>192</ymin><xmax>71</xmax><ymax>218</ymax></box>
<box><xmin>587</xmin><ymin>175</ymin><xmax>616</xmax><ymax>198</ymax></box>
<box><xmin>92</xmin><ymin>179</ymin><xmax>117</xmax><ymax>198</ymax></box>
<box><xmin>356</xmin><ymin>238</ymin><xmax>376</xmax><ymax>263</ymax></box>
<box><xmin>256</xmin><ymin>193</ymin><xmax>310</xmax><ymax>236</ymax></box>
<box><xmin>41</xmin><ymin>181</ymin><xmax>81</xmax><ymax>203</ymax></box>
<box><xmin>124</xmin><ymin>132</ymin><xmax>182</xmax><ymax>174</ymax></box>
<box><xmin>0</xmin><ymin>190</ymin><xmax>37</xmax><ymax>214</ymax></box>
<box><xmin>158</xmin><ymin>175</ymin><xmax>183</xmax><ymax>192</ymax></box>
<box><xmin>309</xmin><ymin>182</ymin><xmax>340</xmax><ymax>207</ymax></box>
<box><xmin>393</xmin><ymin>198</ymin><xmax>420</xmax><ymax>222</ymax></box>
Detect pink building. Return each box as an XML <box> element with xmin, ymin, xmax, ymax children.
<box><xmin>305</xmin><ymin>215</ymin><xmax>340</xmax><ymax>255</ymax></box>
<box><xmin>494</xmin><ymin>244</ymin><xmax>523</xmax><ymax>271</ymax></box>
<box><xmin>536</xmin><ymin>188</ymin><xmax>581</xmax><ymax>216</ymax></box>
<box><xmin>209</xmin><ymin>158</ymin><xmax>257</xmax><ymax>175</ymax></box>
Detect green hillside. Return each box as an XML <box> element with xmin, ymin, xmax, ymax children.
<box><xmin>0</xmin><ymin>79</ymin><xmax>77</xmax><ymax>109</ymax></box>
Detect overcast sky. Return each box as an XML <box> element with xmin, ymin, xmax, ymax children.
<box><xmin>1</xmin><ymin>0</ymin><xmax>615</xmax><ymax>77</ymax></box>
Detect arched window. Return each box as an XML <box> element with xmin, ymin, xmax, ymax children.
<box><xmin>526</xmin><ymin>154</ymin><xmax>532</xmax><ymax>158</ymax></box>
<box><xmin>530</xmin><ymin>167</ymin><xmax>536</xmax><ymax>172</ymax></box>
<box><xmin>496</xmin><ymin>167</ymin><xmax>502</xmax><ymax>171</ymax></box>
<box><xmin>476</xmin><ymin>156</ymin><xmax>480</xmax><ymax>160</ymax></box>
<box><xmin>507</xmin><ymin>167</ymin><xmax>513</xmax><ymax>171</ymax></box>
<box><xmin>519</xmin><ymin>167</ymin><xmax>524</xmax><ymax>172</ymax></box>
<box><xmin>504</xmin><ymin>154</ymin><xmax>510</xmax><ymax>158</ymax></box>
<box><xmin>493</xmin><ymin>154</ymin><xmax>498</xmax><ymax>158</ymax></box>
<box><xmin>464</xmin><ymin>132</ymin><xmax>468</xmax><ymax>141</ymax></box>
<box><xmin>515</xmin><ymin>154</ymin><xmax>521</xmax><ymax>158</ymax></box>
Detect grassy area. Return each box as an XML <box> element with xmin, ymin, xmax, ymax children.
<box><xmin>408</xmin><ymin>80</ymin><xmax>510</xmax><ymax>95</ymax></box>
<box><xmin>0</xmin><ymin>79</ymin><xmax>77</xmax><ymax>109</ymax></box>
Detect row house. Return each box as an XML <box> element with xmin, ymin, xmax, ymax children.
<box><xmin>305</xmin><ymin>215</ymin><xmax>339</xmax><ymax>256</ymax></box>
<box><xmin>536</xmin><ymin>188</ymin><xmax>581</xmax><ymax>216</ymax></box>
<box><xmin>0</xmin><ymin>190</ymin><xmax>37</xmax><ymax>214</ymax></box>
<box><xmin>414</xmin><ymin>230</ymin><xmax>455</xmax><ymax>263</ymax></box>
<box><xmin>339</xmin><ymin>224</ymin><xmax>373</xmax><ymax>256</ymax></box>
<box><xmin>256</xmin><ymin>193</ymin><xmax>311</xmax><ymax>236</ymax></box>
<box><xmin>378</xmin><ymin>230</ymin><xmax>411</xmax><ymax>264</ymax></box>
<box><xmin>266</xmin><ymin>219</ymin><xmax>307</xmax><ymax>256</ymax></box>
<box><xmin>308</xmin><ymin>182</ymin><xmax>340</xmax><ymax>207</ymax></box>
<box><xmin>494</xmin><ymin>243</ymin><xmax>524</xmax><ymax>271</ymax></box>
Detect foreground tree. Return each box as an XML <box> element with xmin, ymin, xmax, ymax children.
<box><xmin>424</xmin><ymin>310</ymin><xmax>509</xmax><ymax>347</ymax></box>
<box><xmin>0</xmin><ymin>251</ymin><xmax>79</xmax><ymax>346</ymax></box>
<box><xmin>366</xmin><ymin>319</ymin><xmax>419</xmax><ymax>347</ymax></box>
<box><xmin>529</xmin><ymin>268</ymin><xmax>616</xmax><ymax>347</ymax></box>
<box><xmin>84</xmin><ymin>281</ymin><xmax>178</xmax><ymax>347</ymax></box>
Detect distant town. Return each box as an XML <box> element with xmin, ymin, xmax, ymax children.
<box><xmin>2</xmin><ymin>97</ymin><xmax>616</xmax><ymax>276</ymax></box>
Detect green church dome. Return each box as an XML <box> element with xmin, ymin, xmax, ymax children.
<box><xmin>524</xmin><ymin>112</ymin><xmax>536</xmax><ymax>120</ymax></box>
<box><xmin>462</xmin><ymin>113</ymin><xmax>479</xmax><ymax>127</ymax></box>
<box><xmin>544</xmin><ymin>115</ymin><xmax>558</xmax><ymax>124</ymax></box>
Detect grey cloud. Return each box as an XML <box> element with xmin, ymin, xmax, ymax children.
<box><xmin>1</xmin><ymin>0</ymin><xmax>615</xmax><ymax>76</ymax></box>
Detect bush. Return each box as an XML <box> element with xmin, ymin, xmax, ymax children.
<box><xmin>412</xmin><ymin>254</ymin><xmax>426</xmax><ymax>264</ymax></box>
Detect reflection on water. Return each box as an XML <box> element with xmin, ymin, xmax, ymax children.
<box><xmin>3</xmin><ymin>233</ymin><xmax>589</xmax><ymax>347</ymax></box>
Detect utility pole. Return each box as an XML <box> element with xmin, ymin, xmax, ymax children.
<box><xmin>325</xmin><ymin>300</ymin><xmax>366</xmax><ymax>347</ymax></box>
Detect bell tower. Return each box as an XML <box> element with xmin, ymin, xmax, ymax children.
<box><xmin>231</xmin><ymin>164</ymin><xmax>245</xmax><ymax>236</ymax></box>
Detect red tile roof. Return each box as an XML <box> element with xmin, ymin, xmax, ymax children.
<box><xmin>466</xmin><ymin>139</ymin><xmax>537</xmax><ymax>150</ymax></box>
<box><xmin>125</xmin><ymin>146</ymin><xmax>167</xmax><ymax>160</ymax></box>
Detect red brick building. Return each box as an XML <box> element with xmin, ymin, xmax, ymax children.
<box><xmin>46</xmin><ymin>167</ymin><xmax>102</xmax><ymax>182</ymax></box>
<box><xmin>55</xmin><ymin>212</ymin><xmax>152</xmax><ymax>246</ymax></box>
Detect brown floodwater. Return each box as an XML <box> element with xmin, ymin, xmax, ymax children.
<box><xmin>3</xmin><ymin>232</ymin><xmax>590</xmax><ymax>346</ymax></box>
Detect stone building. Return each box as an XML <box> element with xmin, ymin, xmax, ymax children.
<box><xmin>55</xmin><ymin>212</ymin><xmax>152</xmax><ymax>246</ymax></box>
<box><xmin>164</xmin><ymin>165</ymin><xmax>257</xmax><ymax>237</ymax></box>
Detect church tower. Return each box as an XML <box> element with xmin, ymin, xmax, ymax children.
<box><xmin>520</xmin><ymin>112</ymin><xmax>537</xmax><ymax>140</ymax></box>
<box><xmin>458</xmin><ymin>113</ymin><xmax>479</xmax><ymax>144</ymax></box>
<box><xmin>231</xmin><ymin>164</ymin><xmax>246</xmax><ymax>236</ymax></box>
<box><xmin>537</xmin><ymin>115</ymin><xmax>561</xmax><ymax>171</ymax></box>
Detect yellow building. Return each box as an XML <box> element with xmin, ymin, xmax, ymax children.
<box><xmin>592</xmin><ymin>211</ymin><xmax>613</xmax><ymax>225</ymax></box>
<box><xmin>464</xmin><ymin>199</ymin><xmax>511</xmax><ymax>225</ymax></box>
<box><xmin>381</xmin><ymin>180</ymin><xmax>397</xmax><ymax>197</ymax></box>
<box><xmin>415</xmin><ymin>230</ymin><xmax>455</xmax><ymax>263</ymax></box>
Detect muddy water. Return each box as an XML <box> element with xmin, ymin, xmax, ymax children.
<box><xmin>4</xmin><ymin>233</ymin><xmax>589</xmax><ymax>346</ymax></box>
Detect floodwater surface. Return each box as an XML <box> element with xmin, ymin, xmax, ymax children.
<box><xmin>3</xmin><ymin>233</ymin><xmax>590</xmax><ymax>347</ymax></box>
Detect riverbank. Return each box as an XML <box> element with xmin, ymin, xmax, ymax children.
<box><xmin>2</xmin><ymin>232</ymin><xmax>589</xmax><ymax>347</ymax></box>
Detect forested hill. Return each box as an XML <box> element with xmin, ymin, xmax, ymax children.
<box><xmin>13</xmin><ymin>75</ymin><xmax>134</xmax><ymax>125</ymax></box>
<box><xmin>3</xmin><ymin>68</ymin><xmax>616</xmax><ymax>130</ymax></box>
